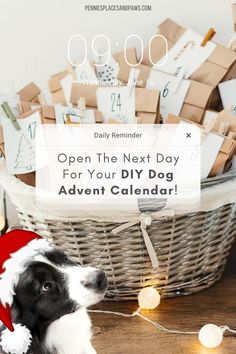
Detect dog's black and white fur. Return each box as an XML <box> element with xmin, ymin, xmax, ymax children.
<box><xmin>0</xmin><ymin>249</ymin><xmax>107</xmax><ymax>354</ymax></box>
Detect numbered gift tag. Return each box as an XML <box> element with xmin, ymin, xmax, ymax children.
<box><xmin>55</xmin><ymin>105</ymin><xmax>95</xmax><ymax>124</ymax></box>
<box><xmin>219</xmin><ymin>79</ymin><xmax>236</xmax><ymax>116</ymax></box>
<box><xmin>155</xmin><ymin>29</ymin><xmax>216</xmax><ymax>78</ymax></box>
<box><xmin>74</xmin><ymin>60</ymin><xmax>98</xmax><ymax>83</ymax></box>
<box><xmin>96</xmin><ymin>86</ymin><xmax>136</xmax><ymax>123</ymax></box>
<box><xmin>146</xmin><ymin>70</ymin><xmax>191</xmax><ymax>121</ymax></box>
<box><xmin>1</xmin><ymin>110</ymin><xmax>41</xmax><ymax>174</ymax></box>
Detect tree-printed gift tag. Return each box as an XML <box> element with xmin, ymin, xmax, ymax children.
<box><xmin>96</xmin><ymin>86</ymin><xmax>135</xmax><ymax>123</ymax></box>
<box><xmin>1</xmin><ymin>110</ymin><xmax>41</xmax><ymax>174</ymax></box>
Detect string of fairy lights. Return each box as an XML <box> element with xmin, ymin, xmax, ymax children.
<box><xmin>89</xmin><ymin>287</ymin><xmax>236</xmax><ymax>350</ymax></box>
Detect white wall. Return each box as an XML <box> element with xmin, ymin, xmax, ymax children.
<box><xmin>0</xmin><ymin>0</ymin><xmax>235</xmax><ymax>97</ymax></box>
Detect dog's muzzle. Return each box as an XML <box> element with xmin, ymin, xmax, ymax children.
<box><xmin>82</xmin><ymin>270</ymin><xmax>108</xmax><ymax>292</ymax></box>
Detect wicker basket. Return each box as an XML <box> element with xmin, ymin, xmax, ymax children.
<box><xmin>6</xmin><ymin>169</ymin><xmax>235</xmax><ymax>300</ymax></box>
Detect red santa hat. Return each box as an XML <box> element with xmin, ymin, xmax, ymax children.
<box><xmin>0</xmin><ymin>229</ymin><xmax>51</xmax><ymax>354</ymax></box>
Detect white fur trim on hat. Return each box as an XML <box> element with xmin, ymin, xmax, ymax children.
<box><xmin>0</xmin><ymin>324</ymin><xmax>32</xmax><ymax>354</ymax></box>
<box><xmin>0</xmin><ymin>239</ymin><xmax>52</xmax><ymax>307</ymax></box>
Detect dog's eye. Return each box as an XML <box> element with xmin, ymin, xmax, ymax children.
<box><xmin>41</xmin><ymin>281</ymin><xmax>53</xmax><ymax>292</ymax></box>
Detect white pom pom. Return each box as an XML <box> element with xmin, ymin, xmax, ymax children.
<box><xmin>0</xmin><ymin>324</ymin><xmax>32</xmax><ymax>354</ymax></box>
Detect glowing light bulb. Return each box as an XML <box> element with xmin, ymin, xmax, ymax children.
<box><xmin>138</xmin><ymin>287</ymin><xmax>161</xmax><ymax>310</ymax></box>
<box><xmin>198</xmin><ymin>324</ymin><xmax>223</xmax><ymax>349</ymax></box>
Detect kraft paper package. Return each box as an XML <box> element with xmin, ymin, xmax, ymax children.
<box><xmin>119</xmin><ymin>62</ymin><xmax>151</xmax><ymax>88</ymax></box>
<box><xmin>48</xmin><ymin>70</ymin><xmax>68</xmax><ymax>105</ymax></box>
<box><xmin>95</xmin><ymin>47</ymin><xmax>151</xmax><ymax>87</ymax></box>
<box><xmin>20</xmin><ymin>101</ymin><xmax>37</xmax><ymax>113</ymax></box>
<box><xmin>48</xmin><ymin>61</ymin><xmax>97</xmax><ymax>105</ymax></box>
<box><xmin>118</xmin><ymin>60</ymin><xmax>214</xmax><ymax>123</ymax></box>
<box><xmin>21</xmin><ymin>99</ymin><xmax>102</xmax><ymax>124</ymax></box>
<box><xmin>71</xmin><ymin>83</ymin><xmax>98</xmax><ymax>108</ymax></box>
<box><xmin>70</xmin><ymin>83</ymin><xmax>160</xmax><ymax>124</ymax></box>
<box><xmin>41</xmin><ymin>105</ymin><xmax>56</xmax><ymax>124</ymax></box>
<box><xmin>210</xmin><ymin>110</ymin><xmax>236</xmax><ymax>133</ymax></box>
<box><xmin>166</xmin><ymin>113</ymin><xmax>236</xmax><ymax>177</ymax></box>
<box><xmin>211</xmin><ymin>137</ymin><xmax>236</xmax><ymax>176</ymax></box>
<box><xmin>17</xmin><ymin>82</ymin><xmax>41</xmax><ymax>104</ymax></box>
<box><xmin>113</xmin><ymin>48</ymin><xmax>138</xmax><ymax>79</ymax></box>
<box><xmin>142</xmin><ymin>18</ymin><xmax>236</xmax><ymax>111</ymax></box>
<box><xmin>52</xmin><ymin>89</ymin><xmax>66</xmax><ymax>105</ymax></box>
<box><xmin>177</xmin><ymin>80</ymin><xmax>214</xmax><ymax>124</ymax></box>
<box><xmin>49</xmin><ymin>49</ymin><xmax>152</xmax><ymax>104</ymax></box>
<box><xmin>43</xmin><ymin>103</ymin><xmax>102</xmax><ymax>124</ymax></box>
<box><xmin>115</xmin><ymin>47</ymin><xmax>151</xmax><ymax>87</ymax></box>
<box><xmin>48</xmin><ymin>70</ymin><xmax>68</xmax><ymax>93</ymax></box>
<box><xmin>203</xmin><ymin>109</ymin><xmax>236</xmax><ymax>170</ymax></box>
<box><xmin>135</xmin><ymin>87</ymin><xmax>160</xmax><ymax>123</ymax></box>
<box><xmin>20</xmin><ymin>102</ymin><xmax>56</xmax><ymax>125</ymax></box>
<box><xmin>145</xmin><ymin>75</ymin><xmax>214</xmax><ymax>123</ymax></box>
<box><xmin>44</xmin><ymin>103</ymin><xmax>102</xmax><ymax>124</ymax></box>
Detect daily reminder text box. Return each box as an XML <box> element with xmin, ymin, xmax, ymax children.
<box><xmin>36</xmin><ymin>124</ymin><xmax>200</xmax><ymax>204</ymax></box>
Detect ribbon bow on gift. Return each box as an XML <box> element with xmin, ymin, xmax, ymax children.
<box><xmin>112</xmin><ymin>209</ymin><xmax>175</xmax><ymax>270</ymax></box>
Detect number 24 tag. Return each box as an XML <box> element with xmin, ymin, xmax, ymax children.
<box><xmin>96</xmin><ymin>86</ymin><xmax>136</xmax><ymax>123</ymax></box>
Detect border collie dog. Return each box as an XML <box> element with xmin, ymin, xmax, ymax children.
<box><xmin>0</xmin><ymin>249</ymin><xmax>107</xmax><ymax>354</ymax></box>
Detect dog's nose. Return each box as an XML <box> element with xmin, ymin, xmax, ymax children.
<box><xmin>83</xmin><ymin>270</ymin><xmax>107</xmax><ymax>292</ymax></box>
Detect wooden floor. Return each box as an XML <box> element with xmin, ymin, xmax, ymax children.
<box><xmin>91</xmin><ymin>242</ymin><xmax>236</xmax><ymax>354</ymax></box>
